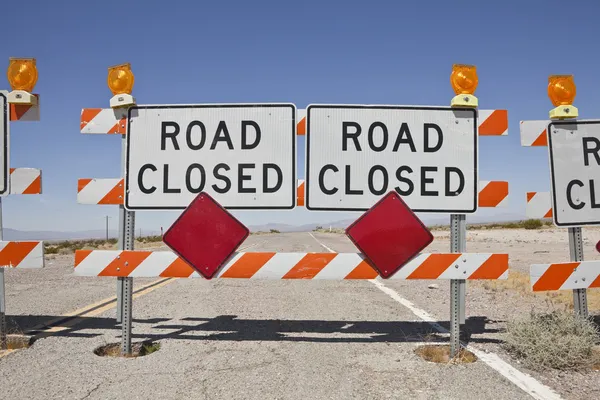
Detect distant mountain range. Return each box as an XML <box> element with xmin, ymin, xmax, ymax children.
<box><xmin>247</xmin><ymin>212</ymin><xmax>526</xmax><ymax>233</ymax></box>
<box><xmin>1</xmin><ymin>212</ymin><xmax>527</xmax><ymax>241</ymax></box>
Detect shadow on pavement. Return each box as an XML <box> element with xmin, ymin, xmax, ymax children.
<box><xmin>7</xmin><ymin>314</ymin><xmax>505</xmax><ymax>345</ymax></box>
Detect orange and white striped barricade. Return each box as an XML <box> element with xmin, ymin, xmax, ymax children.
<box><xmin>1</xmin><ymin>59</ymin><xmax>44</xmax><ymax>346</ymax></box>
<box><xmin>10</xmin><ymin>168</ymin><xmax>42</xmax><ymax>195</ymax></box>
<box><xmin>525</xmin><ymin>192</ymin><xmax>552</xmax><ymax>219</ymax></box>
<box><xmin>434</xmin><ymin>65</ymin><xmax>511</xmax><ymax>356</ymax></box>
<box><xmin>531</xmin><ymin>261</ymin><xmax>600</xmax><ymax>292</ymax></box>
<box><xmin>522</xmin><ymin>75</ymin><xmax>600</xmax><ymax>317</ymax></box>
<box><xmin>75</xmin><ymin>63</ymin><xmax>512</xmax><ymax>357</ymax></box>
<box><xmin>78</xmin><ymin>65</ymin><xmax>139</xmax><ymax>329</ymax></box>
<box><xmin>74</xmin><ymin>250</ymin><xmax>509</xmax><ymax>280</ymax></box>
<box><xmin>0</xmin><ymin>242</ymin><xmax>44</xmax><ymax>269</ymax></box>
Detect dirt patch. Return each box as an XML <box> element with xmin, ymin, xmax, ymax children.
<box><xmin>0</xmin><ymin>334</ymin><xmax>33</xmax><ymax>350</ymax></box>
<box><xmin>414</xmin><ymin>344</ymin><xmax>477</xmax><ymax>364</ymax></box>
<box><xmin>94</xmin><ymin>341</ymin><xmax>161</xmax><ymax>358</ymax></box>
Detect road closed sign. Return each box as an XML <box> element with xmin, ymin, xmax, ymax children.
<box><xmin>305</xmin><ymin>105</ymin><xmax>478</xmax><ymax>212</ymax></box>
<box><xmin>125</xmin><ymin>104</ymin><xmax>296</xmax><ymax>210</ymax></box>
<box><xmin>547</xmin><ymin>120</ymin><xmax>600</xmax><ymax>227</ymax></box>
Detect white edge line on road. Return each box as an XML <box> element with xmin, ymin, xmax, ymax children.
<box><xmin>308</xmin><ymin>232</ymin><xmax>336</xmax><ymax>253</ymax></box>
<box><xmin>308</xmin><ymin>232</ymin><xmax>563</xmax><ymax>400</ymax></box>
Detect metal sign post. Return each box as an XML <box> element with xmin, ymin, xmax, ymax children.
<box><xmin>568</xmin><ymin>227</ymin><xmax>588</xmax><ymax>317</ymax></box>
<box><xmin>450</xmin><ymin>213</ymin><xmax>466</xmax><ymax>357</ymax></box>
<box><xmin>121</xmin><ymin>202</ymin><xmax>135</xmax><ymax>355</ymax></box>
<box><xmin>0</xmin><ymin>198</ymin><xmax>5</xmax><ymax>350</ymax></box>
<box><xmin>116</xmin><ymin>135</ymin><xmax>130</xmax><ymax>324</ymax></box>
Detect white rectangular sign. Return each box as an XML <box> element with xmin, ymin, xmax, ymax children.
<box><xmin>547</xmin><ymin>120</ymin><xmax>600</xmax><ymax>227</ymax></box>
<box><xmin>0</xmin><ymin>92</ymin><xmax>8</xmax><ymax>197</ymax></box>
<box><xmin>305</xmin><ymin>105</ymin><xmax>478</xmax><ymax>212</ymax></box>
<box><xmin>125</xmin><ymin>104</ymin><xmax>296</xmax><ymax>210</ymax></box>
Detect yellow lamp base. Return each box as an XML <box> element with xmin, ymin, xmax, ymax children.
<box><xmin>549</xmin><ymin>105</ymin><xmax>578</xmax><ymax>119</ymax></box>
<box><xmin>7</xmin><ymin>90</ymin><xmax>37</xmax><ymax>105</ymax></box>
<box><xmin>110</xmin><ymin>94</ymin><xmax>136</xmax><ymax>109</ymax></box>
<box><xmin>450</xmin><ymin>94</ymin><xmax>478</xmax><ymax>108</ymax></box>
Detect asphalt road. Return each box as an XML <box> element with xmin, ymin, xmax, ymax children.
<box><xmin>0</xmin><ymin>233</ymin><xmax>557</xmax><ymax>399</ymax></box>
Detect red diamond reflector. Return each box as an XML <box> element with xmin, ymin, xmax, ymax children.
<box><xmin>345</xmin><ymin>191</ymin><xmax>433</xmax><ymax>278</ymax></box>
<box><xmin>163</xmin><ymin>192</ymin><xmax>249</xmax><ymax>279</ymax></box>
<box><xmin>596</xmin><ymin>240</ymin><xmax>600</xmax><ymax>253</ymax></box>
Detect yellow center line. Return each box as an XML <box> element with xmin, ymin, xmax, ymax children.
<box><xmin>36</xmin><ymin>278</ymin><xmax>175</xmax><ymax>337</ymax></box>
<box><xmin>23</xmin><ymin>241</ymin><xmax>265</xmax><ymax>338</ymax></box>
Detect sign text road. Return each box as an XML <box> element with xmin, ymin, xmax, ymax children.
<box><xmin>125</xmin><ymin>104</ymin><xmax>296</xmax><ymax>210</ymax></box>
<box><xmin>305</xmin><ymin>105</ymin><xmax>478</xmax><ymax>212</ymax></box>
<box><xmin>548</xmin><ymin>120</ymin><xmax>600</xmax><ymax>226</ymax></box>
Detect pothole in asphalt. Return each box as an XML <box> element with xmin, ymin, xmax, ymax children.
<box><xmin>94</xmin><ymin>340</ymin><xmax>161</xmax><ymax>358</ymax></box>
<box><xmin>414</xmin><ymin>344</ymin><xmax>477</xmax><ymax>364</ymax></box>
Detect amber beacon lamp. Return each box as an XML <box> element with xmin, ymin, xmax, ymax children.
<box><xmin>107</xmin><ymin>62</ymin><xmax>136</xmax><ymax>109</ymax></box>
<box><xmin>450</xmin><ymin>64</ymin><xmax>478</xmax><ymax>108</ymax></box>
<box><xmin>6</xmin><ymin>57</ymin><xmax>38</xmax><ymax>105</ymax></box>
<box><xmin>547</xmin><ymin>74</ymin><xmax>578</xmax><ymax>119</ymax></box>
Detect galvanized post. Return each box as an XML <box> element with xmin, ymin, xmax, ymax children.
<box><xmin>116</xmin><ymin>204</ymin><xmax>124</xmax><ymax>324</ymax></box>
<box><xmin>450</xmin><ymin>214</ymin><xmax>466</xmax><ymax>357</ymax></box>
<box><xmin>568</xmin><ymin>227</ymin><xmax>588</xmax><ymax>318</ymax></box>
<box><xmin>121</xmin><ymin>200</ymin><xmax>135</xmax><ymax>355</ymax></box>
<box><xmin>115</xmin><ymin>134</ymin><xmax>132</xmax><ymax>324</ymax></box>
<box><xmin>0</xmin><ymin>198</ymin><xmax>6</xmax><ymax>350</ymax></box>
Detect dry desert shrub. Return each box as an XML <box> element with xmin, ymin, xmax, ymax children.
<box><xmin>503</xmin><ymin>310</ymin><xmax>600</xmax><ymax>371</ymax></box>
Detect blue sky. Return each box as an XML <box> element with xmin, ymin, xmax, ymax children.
<box><xmin>2</xmin><ymin>0</ymin><xmax>600</xmax><ymax>234</ymax></box>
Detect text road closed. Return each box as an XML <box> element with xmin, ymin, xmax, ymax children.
<box><xmin>548</xmin><ymin>120</ymin><xmax>600</xmax><ymax>226</ymax></box>
<box><xmin>125</xmin><ymin>104</ymin><xmax>296</xmax><ymax>210</ymax></box>
<box><xmin>306</xmin><ymin>106</ymin><xmax>478</xmax><ymax>212</ymax></box>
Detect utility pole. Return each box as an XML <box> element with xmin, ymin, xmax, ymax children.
<box><xmin>105</xmin><ymin>216</ymin><xmax>110</xmax><ymax>241</ymax></box>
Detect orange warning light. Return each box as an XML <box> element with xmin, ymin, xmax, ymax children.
<box><xmin>107</xmin><ymin>63</ymin><xmax>134</xmax><ymax>96</ymax></box>
<box><xmin>7</xmin><ymin>58</ymin><xmax>38</xmax><ymax>92</ymax></box>
<box><xmin>450</xmin><ymin>64</ymin><xmax>478</xmax><ymax>95</ymax></box>
<box><xmin>547</xmin><ymin>75</ymin><xmax>576</xmax><ymax>107</ymax></box>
